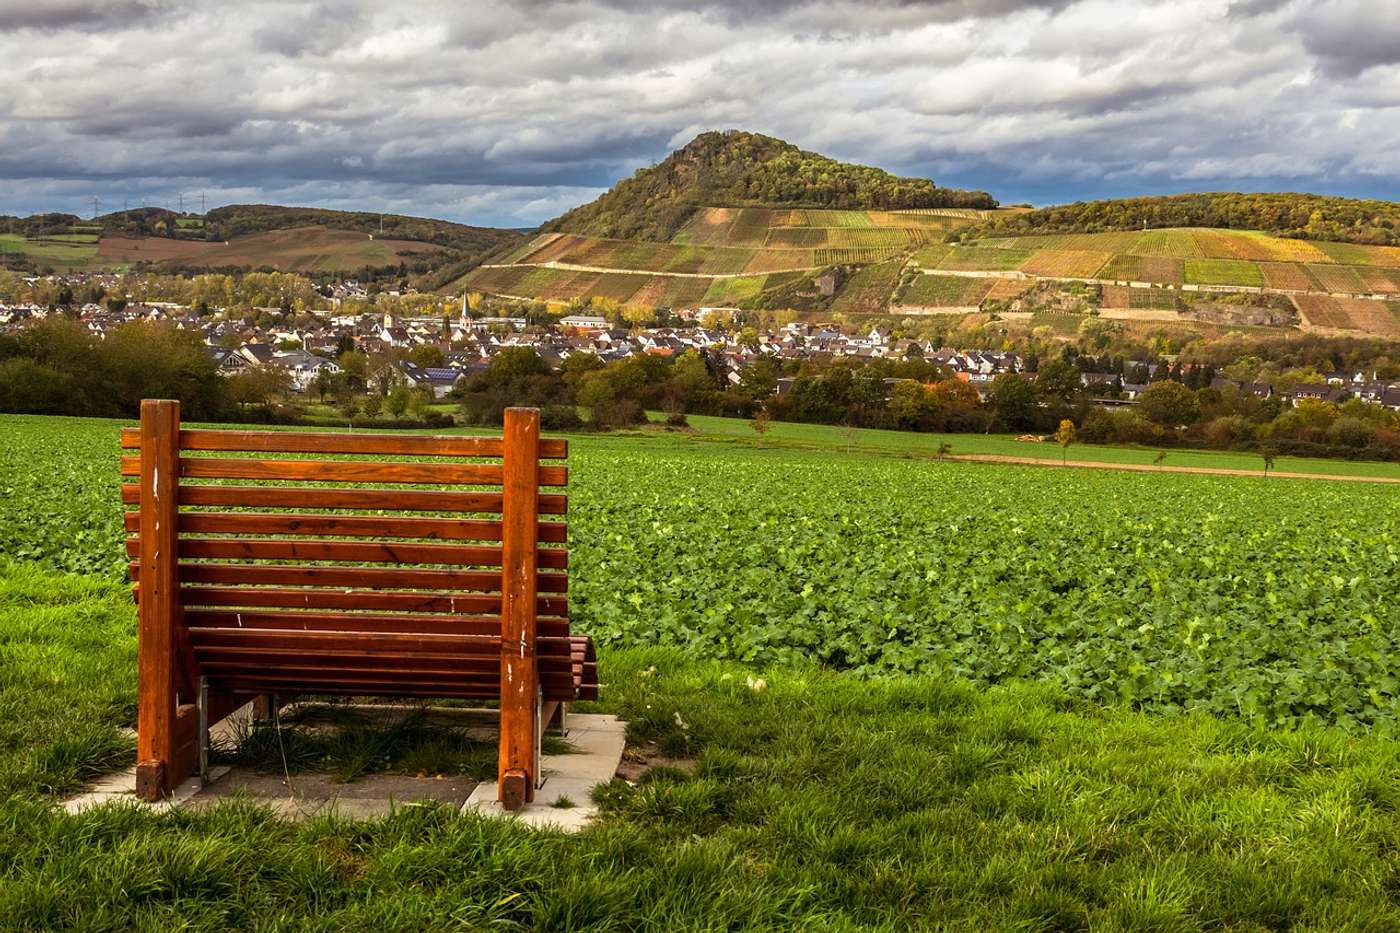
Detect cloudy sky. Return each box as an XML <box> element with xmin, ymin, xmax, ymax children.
<box><xmin>1</xmin><ymin>0</ymin><xmax>1397</xmax><ymax>227</ymax></box>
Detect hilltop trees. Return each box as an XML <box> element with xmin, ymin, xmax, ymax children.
<box><xmin>974</xmin><ymin>192</ymin><xmax>1400</xmax><ymax>246</ymax></box>
<box><xmin>546</xmin><ymin>130</ymin><xmax>996</xmax><ymax>241</ymax></box>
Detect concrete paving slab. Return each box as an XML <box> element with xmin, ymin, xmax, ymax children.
<box><xmin>59</xmin><ymin>706</ymin><xmax>625</xmax><ymax>828</ymax></box>
<box><xmin>463</xmin><ymin>713</ymin><xmax>626</xmax><ymax>832</ymax></box>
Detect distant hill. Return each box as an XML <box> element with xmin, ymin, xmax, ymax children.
<box><xmin>0</xmin><ymin>205</ymin><xmax>522</xmax><ymax>283</ymax></box>
<box><xmin>971</xmin><ymin>193</ymin><xmax>1400</xmax><ymax>246</ymax></box>
<box><xmin>543</xmin><ymin>130</ymin><xmax>998</xmax><ymax>242</ymax></box>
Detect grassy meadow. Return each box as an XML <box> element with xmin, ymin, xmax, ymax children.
<box><xmin>2</xmin><ymin>412</ymin><xmax>1400</xmax><ymax>928</ymax></box>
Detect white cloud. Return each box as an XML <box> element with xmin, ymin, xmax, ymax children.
<box><xmin>0</xmin><ymin>0</ymin><xmax>1395</xmax><ymax>225</ymax></box>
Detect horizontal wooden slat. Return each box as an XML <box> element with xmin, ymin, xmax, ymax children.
<box><xmin>121</xmin><ymin>511</ymin><xmax>567</xmax><ymax>543</ymax></box>
<box><xmin>122</xmin><ymin>484</ymin><xmax>568</xmax><ymax>514</ymax></box>
<box><xmin>119</xmin><ymin>456</ymin><xmax>567</xmax><ymax>487</ymax></box>
<box><xmin>120</xmin><ymin>427</ymin><xmax>567</xmax><ymax>459</ymax></box>
<box><xmin>172</xmin><ymin>585</ymin><xmax>566</xmax><ymax>617</ymax></box>
<box><xmin>128</xmin><ymin>562</ymin><xmax>568</xmax><ymax>594</ymax></box>
<box><xmin>126</xmin><ymin>537</ymin><xmax>567</xmax><ymax>569</ymax></box>
<box><xmin>203</xmin><ymin>675</ymin><xmax>581</xmax><ymax>701</ymax></box>
<box><xmin>193</xmin><ymin>650</ymin><xmax>575</xmax><ymax>676</ymax></box>
<box><xmin>205</xmin><ymin>670</ymin><xmax>576</xmax><ymax>689</ymax></box>
<box><xmin>183</xmin><ymin>609</ymin><xmax>574</xmax><ymax>639</ymax></box>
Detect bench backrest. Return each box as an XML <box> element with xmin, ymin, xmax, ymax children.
<box><xmin>122</xmin><ymin>400</ymin><xmax>589</xmax><ymax>808</ymax></box>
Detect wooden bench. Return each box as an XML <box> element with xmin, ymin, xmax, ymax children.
<box><xmin>121</xmin><ymin>400</ymin><xmax>596</xmax><ymax>810</ymax></box>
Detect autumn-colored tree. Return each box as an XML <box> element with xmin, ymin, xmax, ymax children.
<box><xmin>1054</xmin><ymin>419</ymin><xmax>1076</xmax><ymax>464</ymax></box>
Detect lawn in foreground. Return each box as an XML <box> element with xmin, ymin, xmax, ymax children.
<box><xmin>4</xmin><ymin>565</ymin><xmax>1400</xmax><ymax>929</ymax></box>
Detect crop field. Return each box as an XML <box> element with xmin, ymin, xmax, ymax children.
<box><xmin>1258</xmin><ymin>261</ymin><xmax>1323</xmax><ymax>291</ymax></box>
<box><xmin>936</xmin><ymin>246</ymin><xmax>1034</xmax><ymax>272</ymax></box>
<box><xmin>909</xmin><ymin>244</ymin><xmax>951</xmax><ymax>268</ymax></box>
<box><xmin>1017</xmin><ymin>249</ymin><xmax>1112</xmax><ymax>278</ymax></box>
<box><xmin>4</xmin><ymin>413</ymin><xmax>1398</xmax><ymax>729</ymax></box>
<box><xmin>95</xmin><ymin>227</ymin><xmax>439</xmax><ymax>274</ymax></box>
<box><xmin>1096</xmin><ymin>253</ymin><xmax>1185</xmax><ymax>284</ymax></box>
<box><xmin>983</xmin><ymin>277</ymin><xmax>1035</xmax><ymax>300</ymax></box>
<box><xmin>0</xmin><ymin>233</ymin><xmax>100</xmax><ymax>268</ymax></box>
<box><xmin>1358</xmin><ymin>266</ymin><xmax>1400</xmax><ymax>293</ymax></box>
<box><xmin>813</xmin><ymin>246</ymin><xmax>904</xmax><ymax>265</ymax></box>
<box><xmin>1307</xmin><ymin>263</ymin><xmax>1372</xmax><ymax>294</ymax></box>
<box><xmin>1294</xmin><ymin>295</ymin><xmax>1400</xmax><ymax>336</ymax></box>
<box><xmin>1184</xmin><ymin>259</ymin><xmax>1265</xmax><ymax>288</ymax></box>
<box><xmin>1101</xmin><ymin>286</ymin><xmax>1179</xmax><ymax>311</ymax></box>
<box><xmin>1128</xmin><ymin>287</ymin><xmax>1181</xmax><ymax>310</ymax></box>
<box><xmin>899</xmin><ymin>274</ymin><xmax>993</xmax><ymax>308</ymax></box>
<box><xmin>669</xmin><ymin>206</ymin><xmax>970</xmax><ymax>251</ymax></box>
<box><xmin>700</xmin><ymin>274</ymin><xmax>768</xmax><ymax>306</ymax></box>
<box><xmin>829</xmin><ymin>261</ymin><xmax>901</xmax><ymax>313</ymax></box>
<box><xmin>1314</xmin><ymin>241</ymin><xmax>1400</xmax><ymax>267</ymax></box>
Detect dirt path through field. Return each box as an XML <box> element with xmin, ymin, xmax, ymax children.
<box><xmin>949</xmin><ymin>453</ymin><xmax>1400</xmax><ymax>484</ymax></box>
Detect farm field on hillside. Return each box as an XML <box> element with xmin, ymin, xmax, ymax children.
<box><xmin>899</xmin><ymin>273</ymin><xmax>993</xmax><ymax>307</ymax></box>
<box><xmin>0</xmin><ymin>233</ymin><xmax>100</xmax><ymax>268</ymax></box>
<box><xmin>96</xmin><ymin>227</ymin><xmax>439</xmax><ymax>273</ymax></box>
<box><xmin>1017</xmin><ymin>249</ymin><xmax>1112</xmax><ymax>277</ymax></box>
<box><xmin>1294</xmin><ymin>295</ymin><xmax>1400</xmax><ymax>336</ymax></box>
<box><xmin>829</xmin><ymin>261</ymin><xmax>901</xmax><ymax>313</ymax></box>
<box><xmin>937</xmin><ymin>245</ymin><xmax>1033</xmax><ymax>271</ymax></box>
<box><xmin>669</xmin><ymin>206</ymin><xmax>973</xmax><ymax>250</ymax></box>
<box><xmin>1184</xmin><ymin>258</ymin><xmax>1265</xmax><ymax>287</ymax></box>
<box><xmin>964</xmin><ymin>230</ymin><xmax>1400</xmax><ymax>304</ymax></box>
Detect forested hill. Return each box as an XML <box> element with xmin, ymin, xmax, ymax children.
<box><xmin>970</xmin><ymin>192</ymin><xmax>1400</xmax><ymax>246</ymax></box>
<box><xmin>544</xmin><ymin>130</ymin><xmax>999</xmax><ymax>242</ymax></box>
<box><xmin>207</xmin><ymin>205</ymin><xmax>519</xmax><ymax>255</ymax></box>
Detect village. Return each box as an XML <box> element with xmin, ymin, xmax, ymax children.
<box><xmin>3</xmin><ymin>288</ymin><xmax>1398</xmax><ymax>415</ymax></box>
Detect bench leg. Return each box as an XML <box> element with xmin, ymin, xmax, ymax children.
<box><xmin>197</xmin><ymin>677</ymin><xmax>209</xmax><ymax>786</ymax></box>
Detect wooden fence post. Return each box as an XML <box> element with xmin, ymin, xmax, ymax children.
<box><xmin>136</xmin><ymin>399</ymin><xmax>182</xmax><ymax>800</ymax></box>
<box><xmin>499</xmin><ymin>407</ymin><xmax>540</xmax><ymax>810</ymax></box>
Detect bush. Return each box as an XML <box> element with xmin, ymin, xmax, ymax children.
<box><xmin>541</xmin><ymin>404</ymin><xmax>583</xmax><ymax>431</ymax></box>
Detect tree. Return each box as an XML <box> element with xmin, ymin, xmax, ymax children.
<box><xmin>408</xmin><ymin>344</ymin><xmax>446</xmax><ymax>368</ymax></box>
<box><xmin>987</xmin><ymin>374</ymin><xmax>1038</xmax><ymax>431</ymax></box>
<box><xmin>385</xmin><ymin>384</ymin><xmax>411</xmax><ymax>418</ymax></box>
<box><xmin>936</xmin><ymin>441</ymin><xmax>952</xmax><ymax>461</ymax></box>
<box><xmin>1136</xmin><ymin>380</ymin><xmax>1200</xmax><ymax>427</ymax></box>
<box><xmin>312</xmin><ymin>368</ymin><xmax>335</xmax><ymax>403</ymax></box>
<box><xmin>1054</xmin><ymin>419</ymin><xmax>1076</xmax><ymax>464</ymax></box>
<box><xmin>1035</xmin><ymin>359</ymin><xmax>1083</xmax><ymax>404</ymax></box>
<box><xmin>336</xmin><ymin>392</ymin><xmax>360</xmax><ymax>428</ymax></box>
<box><xmin>1261</xmin><ymin>446</ymin><xmax>1278</xmax><ymax>476</ymax></box>
<box><xmin>1152</xmin><ymin>450</ymin><xmax>1168</xmax><ymax>470</ymax></box>
<box><xmin>750</xmin><ymin>408</ymin><xmax>771</xmax><ymax>435</ymax></box>
<box><xmin>362</xmin><ymin>394</ymin><xmax>383</xmax><ymax>420</ymax></box>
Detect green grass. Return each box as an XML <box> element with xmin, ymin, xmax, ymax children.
<box><xmin>673</xmin><ymin>411</ymin><xmax>1400</xmax><ymax>479</ymax></box>
<box><xmin>7</xmin><ymin>614</ymin><xmax>1400</xmax><ymax>928</ymax></box>
<box><xmin>0</xmin><ymin>233</ymin><xmax>99</xmax><ymax>267</ymax></box>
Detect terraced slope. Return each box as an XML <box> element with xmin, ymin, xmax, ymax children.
<box><xmin>961</xmin><ymin>228</ymin><xmax>1400</xmax><ymax>292</ymax></box>
<box><xmin>461</xmin><ymin>208</ymin><xmax>1001</xmax><ymax>309</ymax></box>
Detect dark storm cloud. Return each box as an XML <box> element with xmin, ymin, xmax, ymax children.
<box><xmin>1290</xmin><ymin>1</ymin><xmax>1400</xmax><ymax>76</ymax></box>
<box><xmin>0</xmin><ymin>0</ymin><xmax>169</xmax><ymax>31</ymax></box>
<box><xmin>0</xmin><ymin>0</ymin><xmax>1396</xmax><ymax>225</ymax></box>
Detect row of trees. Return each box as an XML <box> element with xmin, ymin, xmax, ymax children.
<box><xmin>972</xmin><ymin>193</ymin><xmax>1400</xmax><ymax>246</ymax></box>
<box><xmin>0</xmin><ymin>318</ymin><xmax>231</xmax><ymax>419</ymax></box>
<box><xmin>447</xmin><ymin>343</ymin><xmax>1400</xmax><ymax>461</ymax></box>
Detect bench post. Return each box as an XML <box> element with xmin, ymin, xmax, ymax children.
<box><xmin>499</xmin><ymin>407</ymin><xmax>540</xmax><ymax>810</ymax></box>
<box><xmin>135</xmin><ymin>399</ymin><xmax>182</xmax><ymax>800</ymax></box>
